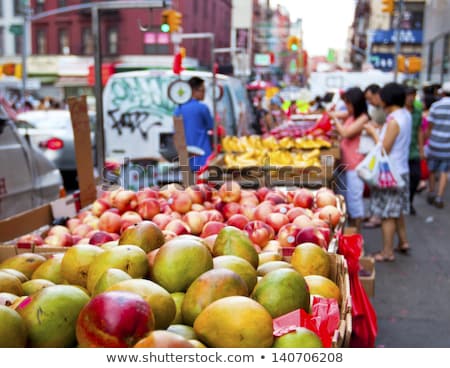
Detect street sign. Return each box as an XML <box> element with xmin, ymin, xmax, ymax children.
<box><xmin>9</xmin><ymin>24</ymin><xmax>23</xmax><ymax>36</ymax></box>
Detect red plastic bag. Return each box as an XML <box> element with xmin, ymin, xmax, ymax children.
<box><xmin>420</xmin><ymin>158</ymin><xmax>430</xmax><ymax>180</ymax></box>
<box><xmin>272</xmin><ymin>297</ymin><xmax>340</xmax><ymax>348</ymax></box>
<box><xmin>338</xmin><ymin>234</ymin><xmax>378</xmax><ymax>348</ymax></box>
<box><xmin>304</xmin><ymin>113</ymin><xmax>332</xmax><ymax>136</ymax></box>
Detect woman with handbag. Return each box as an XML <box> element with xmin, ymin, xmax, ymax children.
<box><xmin>333</xmin><ymin>87</ymin><xmax>370</xmax><ymax>232</ymax></box>
<box><xmin>364</xmin><ymin>83</ymin><xmax>412</xmax><ymax>262</ymax></box>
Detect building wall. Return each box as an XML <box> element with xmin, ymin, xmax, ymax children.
<box><xmin>0</xmin><ymin>0</ymin><xmax>25</xmax><ymax>58</ymax></box>
<box><xmin>422</xmin><ymin>0</ymin><xmax>450</xmax><ymax>84</ymax></box>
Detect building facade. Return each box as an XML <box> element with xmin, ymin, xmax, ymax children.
<box><xmin>349</xmin><ymin>0</ymin><xmax>425</xmax><ymax>74</ymax></box>
<box><xmin>421</xmin><ymin>0</ymin><xmax>450</xmax><ymax>84</ymax></box>
<box><xmin>0</xmin><ymin>0</ymin><xmax>233</xmax><ymax>99</ymax></box>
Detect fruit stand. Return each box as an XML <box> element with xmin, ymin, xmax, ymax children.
<box><xmin>0</xmin><ymin>98</ymin><xmax>357</xmax><ymax>349</ymax></box>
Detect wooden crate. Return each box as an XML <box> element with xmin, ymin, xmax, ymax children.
<box><xmin>359</xmin><ymin>256</ymin><xmax>375</xmax><ymax>297</ymax></box>
<box><xmin>0</xmin><ymin>244</ymin><xmax>69</xmax><ymax>263</ymax></box>
<box><xmin>202</xmin><ymin>153</ymin><xmax>336</xmax><ymax>189</ymax></box>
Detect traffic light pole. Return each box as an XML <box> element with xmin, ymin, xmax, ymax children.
<box><xmin>393</xmin><ymin>0</ymin><xmax>405</xmax><ymax>83</ymax></box>
<box><xmin>23</xmin><ymin>1</ymin><xmax>170</xmax><ymax>178</ymax></box>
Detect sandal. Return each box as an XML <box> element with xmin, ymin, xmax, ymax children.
<box><xmin>395</xmin><ymin>243</ymin><xmax>410</xmax><ymax>254</ymax></box>
<box><xmin>373</xmin><ymin>252</ymin><xmax>395</xmax><ymax>262</ymax></box>
<box><xmin>363</xmin><ymin>219</ymin><xmax>381</xmax><ymax>229</ymax></box>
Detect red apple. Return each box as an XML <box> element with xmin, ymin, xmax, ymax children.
<box><xmin>277</xmin><ymin>223</ymin><xmax>301</xmax><ymax>248</ymax></box>
<box><xmin>88</xmin><ymin>231</ymin><xmax>115</xmax><ymax>246</ymax></box>
<box><xmin>71</xmin><ymin>224</ymin><xmax>94</xmax><ymax>238</ymax></box>
<box><xmin>137</xmin><ymin>198</ymin><xmax>160</xmax><ymax>220</ymax></box>
<box><xmin>66</xmin><ymin>218</ymin><xmax>82</xmax><ymax>233</ymax></box>
<box><xmin>76</xmin><ymin>291</ymin><xmax>154</xmax><ymax>348</ymax></box>
<box><xmin>293</xmin><ymin>214</ymin><xmax>314</xmax><ymax>229</ymax></box>
<box><xmin>311</xmin><ymin>218</ymin><xmax>329</xmax><ymax>229</ymax></box>
<box><xmin>44</xmin><ymin>233</ymin><xmax>73</xmax><ymax>247</ymax></box>
<box><xmin>203</xmin><ymin>209</ymin><xmax>224</xmax><ymax>222</ymax></box>
<box><xmin>165</xmin><ymin>219</ymin><xmax>191</xmax><ymax>235</ymax></box>
<box><xmin>265</xmin><ymin>212</ymin><xmax>290</xmax><ymax>233</ymax></box>
<box><xmin>244</xmin><ymin>220</ymin><xmax>275</xmax><ymax>248</ymax></box>
<box><xmin>203</xmin><ymin>201</ymin><xmax>214</xmax><ymax>210</ymax></box>
<box><xmin>91</xmin><ymin>199</ymin><xmax>111</xmax><ymax>217</ymax></box>
<box><xmin>78</xmin><ymin>210</ymin><xmax>93</xmax><ymax>222</ymax></box>
<box><xmin>200</xmin><ymin>221</ymin><xmax>226</xmax><ymax>238</ymax></box>
<box><xmin>120</xmin><ymin>211</ymin><xmax>143</xmax><ymax>233</ymax></box>
<box><xmin>16</xmin><ymin>233</ymin><xmax>44</xmax><ymax>248</ymax></box>
<box><xmin>183</xmin><ymin>211</ymin><xmax>208</xmax><ymax>235</ymax></box>
<box><xmin>136</xmin><ymin>188</ymin><xmax>158</xmax><ymax>203</ymax></box>
<box><xmin>152</xmin><ymin>213</ymin><xmax>172</xmax><ymax>230</ymax></box>
<box><xmin>316</xmin><ymin>190</ymin><xmax>337</xmax><ymax>208</ymax></box>
<box><xmin>84</xmin><ymin>216</ymin><xmax>100</xmax><ymax>231</ymax></box>
<box><xmin>226</xmin><ymin>214</ymin><xmax>249</xmax><ymax>230</ymax></box>
<box><xmin>295</xmin><ymin>226</ymin><xmax>327</xmax><ymax>248</ymax></box>
<box><xmin>113</xmin><ymin>190</ymin><xmax>138</xmax><ymax>213</ymax></box>
<box><xmin>317</xmin><ymin>227</ymin><xmax>331</xmax><ymax>245</ymax></box>
<box><xmin>274</xmin><ymin>203</ymin><xmax>291</xmax><ymax>215</ymax></box>
<box><xmin>318</xmin><ymin>205</ymin><xmax>342</xmax><ymax>227</ymax></box>
<box><xmin>185</xmin><ymin>185</ymin><xmax>204</xmax><ymax>204</ymax></box>
<box><xmin>253</xmin><ymin>202</ymin><xmax>275</xmax><ymax>222</ymax></box>
<box><xmin>255</xmin><ymin>187</ymin><xmax>270</xmax><ymax>202</ymax></box>
<box><xmin>265</xmin><ymin>192</ymin><xmax>287</xmax><ymax>205</ymax></box>
<box><xmin>293</xmin><ymin>188</ymin><xmax>315</xmax><ymax>209</ymax></box>
<box><xmin>286</xmin><ymin>207</ymin><xmax>308</xmax><ymax>222</ymax></box>
<box><xmin>162</xmin><ymin>230</ymin><xmax>177</xmax><ymax>242</ymax></box>
<box><xmin>98</xmin><ymin>211</ymin><xmax>122</xmax><ymax>234</ymax></box>
<box><xmin>241</xmin><ymin>205</ymin><xmax>255</xmax><ymax>220</ymax></box>
<box><xmin>48</xmin><ymin>225</ymin><xmax>71</xmax><ymax>237</ymax></box>
<box><xmin>218</xmin><ymin>181</ymin><xmax>241</xmax><ymax>203</ymax></box>
<box><xmin>191</xmin><ymin>203</ymin><xmax>205</xmax><ymax>211</ymax></box>
<box><xmin>198</xmin><ymin>183</ymin><xmax>214</xmax><ymax>202</ymax></box>
<box><xmin>221</xmin><ymin>202</ymin><xmax>241</xmax><ymax>220</ymax></box>
<box><xmin>168</xmin><ymin>191</ymin><xmax>192</xmax><ymax>214</ymax></box>
<box><xmin>239</xmin><ymin>191</ymin><xmax>259</xmax><ymax>207</ymax></box>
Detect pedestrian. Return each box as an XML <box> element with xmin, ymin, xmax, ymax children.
<box><xmin>174</xmin><ymin>76</ymin><xmax>214</xmax><ymax>172</ymax></box>
<box><xmin>405</xmin><ymin>87</ymin><xmax>424</xmax><ymax>215</ymax></box>
<box><xmin>333</xmin><ymin>87</ymin><xmax>370</xmax><ymax>232</ymax></box>
<box><xmin>424</xmin><ymin>81</ymin><xmax>450</xmax><ymax>209</ymax></box>
<box><xmin>361</xmin><ymin>84</ymin><xmax>386</xmax><ymax>228</ymax></box>
<box><xmin>250</xmin><ymin>96</ymin><xmax>269</xmax><ymax>135</ymax></box>
<box><xmin>266</xmin><ymin>95</ymin><xmax>285</xmax><ymax>130</ymax></box>
<box><xmin>364</xmin><ymin>82</ymin><xmax>412</xmax><ymax>262</ymax></box>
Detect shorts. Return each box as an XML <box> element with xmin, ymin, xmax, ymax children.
<box><xmin>343</xmin><ymin>170</ymin><xmax>365</xmax><ymax>219</ymax></box>
<box><xmin>427</xmin><ymin>158</ymin><xmax>450</xmax><ymax>173</ymax></box>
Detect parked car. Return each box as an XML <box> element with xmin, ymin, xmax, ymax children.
<box><xmin>0</xmin><ymin>113</ymin><xmax>63</xmax><ymax>220</ymax></box>
<box><xmin>15</xmin><ymin>109</ymin><xmax>96</xmax><ymax>189</ymax></box>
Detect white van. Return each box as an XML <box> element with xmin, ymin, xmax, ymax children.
<box><xmin>103</xmin><ymin>70</ymin><xmax>253</xmax><ymax>165</ymax></box>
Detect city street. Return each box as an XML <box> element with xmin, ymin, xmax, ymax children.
<box><xmin>362</xmin><ymin>185</ymin><xmax>450</xmax><ymax>348</ymax></box>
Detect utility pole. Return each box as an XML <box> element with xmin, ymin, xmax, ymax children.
<box><xmin>393</xmin><ymin>0</ymin><xmax>405</xmax><ymax>83</ymax></box>
<box><xmin>21</xmin><ymin>3</ymin><xmax>32</xmax><ymax>102</ymax></box>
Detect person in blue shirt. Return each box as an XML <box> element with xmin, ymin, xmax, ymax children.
<box><xmin>174</xmin><ymin>76</ymin><xmax>214</xmax><ymax>172</ymax></box>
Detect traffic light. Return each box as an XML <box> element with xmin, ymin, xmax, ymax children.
<box><xmin>161</xmin><ymin>9</ymin><xmax>182</xmax><ymax>33</ymax></box>
<box><xmin>168</xmin><ymin>10</ymin><xmax>182</xmax><ymax>33</ymax></box>
<box><xmin>287</xmin><ymin>35</ymin><xmax>300</xmax><ymax>52</ymax></box>
<box><xmin>381</xmin><ymin>0</ymin><xmax>394</xmax><ymax>14</ymax></box>
<box><xmin>161</xmin><ymin>9</ymin><xmax>171</xmax><ymax>32</ymax></box>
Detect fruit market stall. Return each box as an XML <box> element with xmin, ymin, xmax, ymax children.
<box><xmin>0</xmin><ymin>182</ymin><xmax>352</xmax><ymax>348</ymax></box>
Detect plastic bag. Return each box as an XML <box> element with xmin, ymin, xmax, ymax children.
<box><xmin>304</xmin><ymin>113</ymin><xmax>332</xmax><ymax>137</ymax></box>
<box><xmin>420</xmin><ymin>158</ymin><xmax>430</xmax><ymax>180</ymax></box>
<box><xmin>356</xmin><ymin>143</ymin><xmax>381</xmax><ymax>186</ymax></box>
<box><xmin>377</xmin><ymin>148</ymin><xmax>405</xmax><ymax>189</ymax></box>
<box><xmin>338</xmin><ymin>233</ymin><xmax>378</xmax><ymax>348</ymax></box>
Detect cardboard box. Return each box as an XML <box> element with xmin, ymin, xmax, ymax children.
<box><xmin>359</xmin><ymin>256</ymin><xmax>375</xmax><ymax>297</ymax></box>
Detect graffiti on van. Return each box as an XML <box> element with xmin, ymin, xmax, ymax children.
<box><xmin>105</xmin><ymin>75</ymin><xmax>176</xmax><ymax>139</ymax></box>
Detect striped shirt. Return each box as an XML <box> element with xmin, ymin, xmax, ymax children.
<box><xmin>428</xmin><ymin>97</ymin><xmax>450</xmax><ymax>159</ymax></box>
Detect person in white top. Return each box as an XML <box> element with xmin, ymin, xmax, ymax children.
<box><xmin>364</xmin><ymin>83</ymin><xmax>412</xmax><ymax>262</ymax></box>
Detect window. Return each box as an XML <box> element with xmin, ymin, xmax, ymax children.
<box><xmin>0</xmin><ymin>27</ymin><xmax>4</xmax><ymax>56</ymax></box>
<box><xmin>36</xmin><ymin>29</ymin><xmax>47</xmax><ymax>54</ymax></box>
<box><xmin>14</xmin><ymin>34</ymin><xmax>22</xmax><ymax>55</ymax></box>
<box><xmin>36</xmin><ymin>0</ymin><xmax>45</xmax><ymax>13</ymax></box>
<box><xmin>107</xmin><ymin>28</ymin><xmax>118</xmax><ymax>55</ymax></box>
<box><xmin>443</xmin><ymin>34</ymin><xmax>450</xmax><ymax>82</ymax></box>
<box><xmin>58</xmin><ymin>29</ymin><xmax>70</xmax><ymax>55</ymax></box>
<box><xmin>82</xmin><ymin>28</ymin><xmax>93</xmax><ymax>55</ymax></box>
<box><xmin>13</xmin><ymin>0</ymin><xmax>22</xmax><ymax>16</ymax></box>
<box><xmin>58</xmin><ymin>0</ymin><xmax>66</xmax><ymax>7</ymax></box>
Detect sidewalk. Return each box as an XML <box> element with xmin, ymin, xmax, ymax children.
<box><xmin>361</xmin><ymin>187</ymin><xmax>450</xmax><ymax>347</ymax></box>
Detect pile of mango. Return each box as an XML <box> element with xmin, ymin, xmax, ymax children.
<box><xmin>222</xmin><ymin>135</ymin><xmax>331</xmax><ymax>153</ymax></box>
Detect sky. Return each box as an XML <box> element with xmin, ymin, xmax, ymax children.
<box><xmin>274</xmin><ymin>0</ymin><xmax>356</xmax><ymax>56</ymax></box>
